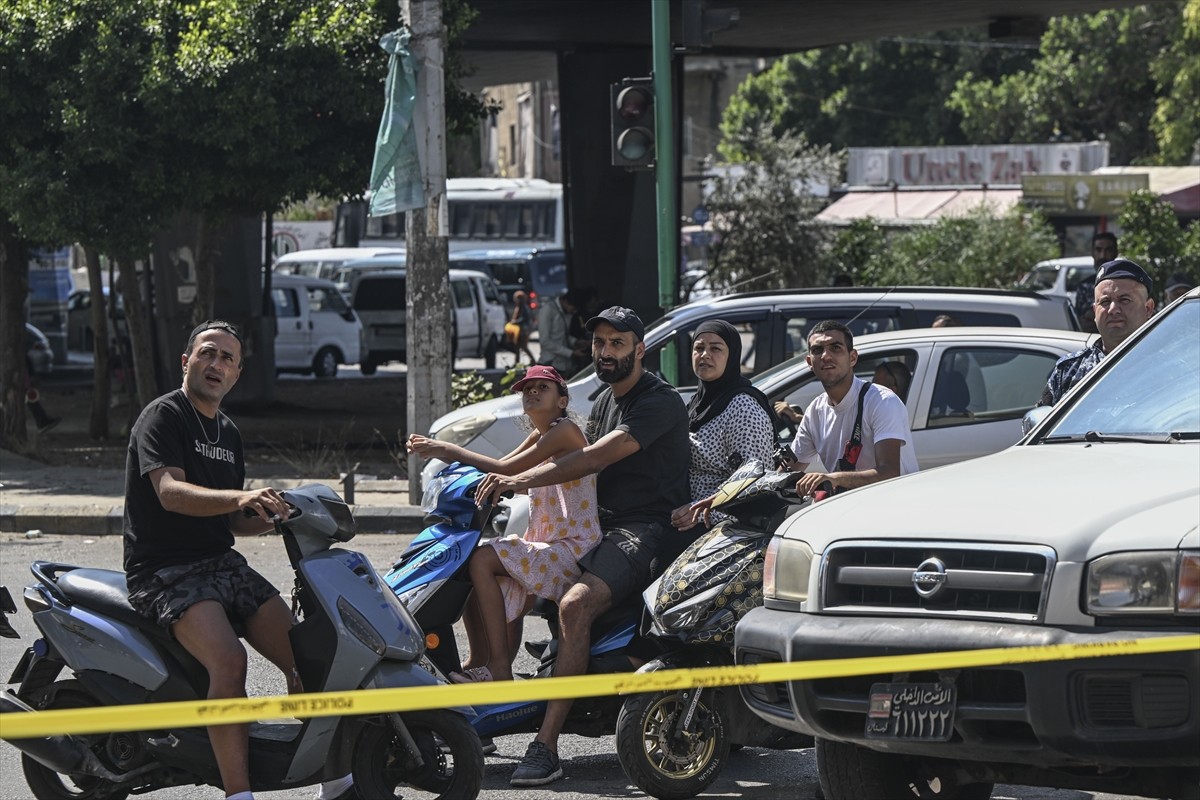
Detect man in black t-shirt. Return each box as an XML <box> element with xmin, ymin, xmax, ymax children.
<box><xmin>123</xmin><ymin>321</ymin><xmax>349</xmax><ymax>800</ymax></box>
<box><xmin>477</xmin><ymin>306</ymin><xmax>690</xmax><ymax>786</ymax></box>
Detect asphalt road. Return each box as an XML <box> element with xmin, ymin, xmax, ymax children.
<box><xmin>0</xmin><ymin>532</ymin><xmax>1158</xmax><ymax>800</ymax></box>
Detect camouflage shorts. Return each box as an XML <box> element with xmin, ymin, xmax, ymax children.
<box><xmin>127</xmin><ymin>550</ymin><xmax>279</xmax><ymax>635</ymax></box>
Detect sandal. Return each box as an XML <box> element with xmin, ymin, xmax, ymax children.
<box><xmin>449</xmin><ymin>666</ymin><xmax>494</xmax><ymax>684</ymax></box>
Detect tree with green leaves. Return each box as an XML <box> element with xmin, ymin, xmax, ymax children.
<box><xmin>0</xmin><ymin>0</ymin><xmax>489</xmax><ymax>447</ymax></box>
<box><xmin>1116</xmin><ymin>191</ymin><xmax>1200</xmax><ymax>300</ymax></box>
<box><xmin>719</xmin><ymin>29</ymin><xmax>1035</xmax><ymax>162</ymax></box>
<box><xmin>949</xmin><ymin>2</ymin><xmax>1193</xmax><ymax>165</ymax></box>
<box><xmin>705</xmin><ymin>128</ymin><xmax>842</xmax><ymax>290</ymax></box>
<box><xmin>855</xmin><ymin>206</ymin><xmax>1060</xmax><ymax>289</ymax></box>
<box><xmin>1149</xmin><ymin>0</ymin><xmax>1200</xmax><ymax>165</ymax></box>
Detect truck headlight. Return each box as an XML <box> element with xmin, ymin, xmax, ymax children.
<box><xmin>763</xmin><ymin>536</ymin><xmax>813</xmax><ymax>604</ymax></box>
<box><xmin>433</xmin><ymin>414</ymin><xmax>495</xmax><ymax>447</ymax></box>
<box><xmin>1086</xmin><ymin>551</ymin><xmax>1200</xmax><ymax>615</ymax></box>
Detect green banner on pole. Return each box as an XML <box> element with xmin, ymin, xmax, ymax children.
<box><xmin>369</xmin><ymin>29</ymin><xmax>424</xmax><ymax>217</ymax></box>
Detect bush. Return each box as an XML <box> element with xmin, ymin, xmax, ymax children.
<box><xmin>1116</xmin><ymin>190</ymin><xmax>1200</xmax><ymax>300</ymax></box>
<box><xmin>856</xmin><ymin>206</ymin><xmax>1059</xmax><ymax>288</ymax></box>
<box><xmin>451</xmin><ymin>367</ymin><xmax>521</xmax><ymax>409</ymax></box>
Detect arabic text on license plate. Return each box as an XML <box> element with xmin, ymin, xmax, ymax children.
<box><xmin>864</xmin><ymin>681</ymin><xmax>956</xmax><ymax>741</ymax></box>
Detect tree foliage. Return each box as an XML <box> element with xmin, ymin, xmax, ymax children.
<box><xmin>705</xmin><ymin>128</ymin><xmax>842</xmax><ymax>290</ymax></box>
<box><xmin>949</xmin><ymin>2</ymin><xmax>1192</xmax><ymax>165</ymax></box>
<box><xmin>721</xmin><ymin>3</ymin><xmax>1197</xmax><ymax>167</ymax></box>
<box><xmin>0</xmin><ymin>0</ymin><xmax>489</xmax><ymax>427</ymax></box>
<box><xmin>719</xmin><ymin>30</ymin><xmax>1035</xmax><ymax>161</ymax></box>
<box><xmin>1149</xmin><ymin>0</ymin><xmax>1200</xmax><ymax>164</ymax></box>
<box><xmin>1116</xmin><ymin>191</ymin><xmax>1200</xmax><ymax>296</ymax></box>
<box><xmin>855</xmin><ymin>207</ymin><xmax>1060</xmax><ymax>289</ymax></box>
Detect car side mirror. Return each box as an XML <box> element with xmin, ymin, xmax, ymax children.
<box><xmin>1021</xmin><ymin>405</ymin><xmax>1051</xmax><ymax>436</ymax></box>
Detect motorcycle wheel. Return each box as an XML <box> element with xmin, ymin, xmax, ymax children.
<box><xmin>20</xmin><ymin>680</ymin><xmax>132</xmax><ymax>800</ymax></box>
<box><xmin>351</xmin><ymin>710</ymin><xmax>482</xmax><ymax>799</ymax></box>
<box><xmin>817</xmin><ymin>738</ymin><xmax>994</xmax><ymax>800</ymax></box>
<box><xmin>616</xmin><ymin>688</ymin><xmax>730</xmax><ymax>800</ymax></box>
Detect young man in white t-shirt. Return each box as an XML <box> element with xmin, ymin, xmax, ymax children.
<box><xmin>786</xmin><ymin>320</ymin><xmax>918</xmax><ymax>496</ymax></box>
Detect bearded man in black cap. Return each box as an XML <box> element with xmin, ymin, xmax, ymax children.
<box><xmin>1040</xmin><ymin>259</ymin><xmax>1156</xmax><ymax>406</ymax></box>
<box><xmin>476</xmin><ymin>305</ymin><xmax>690</xmax><ymax>786</ymax></box>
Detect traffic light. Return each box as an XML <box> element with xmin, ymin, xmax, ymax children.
<box><xmin>610</xmin><ymin>77</ymin><xmax>655</xmax><ymax>170</ymax></box>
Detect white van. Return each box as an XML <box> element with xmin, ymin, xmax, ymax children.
<box><xmin>351</xmin><ymin>268</ymin><xmax>506</xmax><ymax>374</ymax></box>
<box><xmin>270</xmin><ymin>274</ymin><xmax>362</xmax><ymax>378</ymax></box>
<box><xmin>273</xmin><ymin>247</ymin><xmax>405</xmax><ymax>282</ymax></box>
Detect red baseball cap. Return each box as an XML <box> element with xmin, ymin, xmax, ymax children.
<box><xmin>512</xmin><ymin>364</ymin><xmax>568</xmax><ymax>393</ymax></box>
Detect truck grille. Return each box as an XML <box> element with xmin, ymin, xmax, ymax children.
<box><xmin>820</xmin><ymin>541</ymin><xmax>1055</xmax><ymax>622</ymax></box>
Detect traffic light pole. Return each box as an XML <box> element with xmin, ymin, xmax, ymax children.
<box><xmin>651</xmin><ymin>0</ymin><xmax>677</xmax><ymax>315</ymax></box>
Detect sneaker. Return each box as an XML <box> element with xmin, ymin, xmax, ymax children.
<box><xmin>510</xmin><ymin>741</ymin><xmax>562</xmax><ymax>786</ymax></box>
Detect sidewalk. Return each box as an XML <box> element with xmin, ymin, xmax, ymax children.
<box><xmin>0</xmin><ymin>449</ymin><xmax>428</xmax><ymax>537</ymax></box>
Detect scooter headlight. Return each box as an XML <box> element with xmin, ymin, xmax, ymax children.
<box><xmin>659</xmin><ymin>584</ymin><xmax>724</xmax><ymax>632</ymax></box>
<box><xmin>421</xmin><ymin>475</ymin><xmax>447</xmax><ymax>513</ymax></box>
<box><xmin>337</xmin><ymin>596</ymin><xmax>386</xmax><ymax>656</ymax></box>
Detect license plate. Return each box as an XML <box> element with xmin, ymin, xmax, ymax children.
<box><xmin>864</xmin><ymin>681</ymin><xmax>956</xmax><ymax>741</ymax></box>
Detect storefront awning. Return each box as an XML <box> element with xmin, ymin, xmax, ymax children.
<box><xmin>815</xmin><ymin>188</ymin><xmax>1023</xmax><ymax>226</ymax></box>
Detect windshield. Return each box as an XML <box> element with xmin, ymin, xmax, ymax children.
<box><xmin>1017</xmin><ymin>266</ymin><xmax>1058</xmax><ymax>291</ymax></box>
<box><xmin>1045</xmin><ymin>299</ymin><xmax>1199</xmax><ymax>440</ymax></box>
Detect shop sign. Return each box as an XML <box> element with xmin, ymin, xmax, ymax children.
<box><xmin>1021</xmin><ymin>173</ymin><xmax>1149</xmax><ymax>215</ymax></box>
<box><xmin>849</xmin><ymin>142</ymin><xmax>1110</xmax><ymax>187</ymax></box>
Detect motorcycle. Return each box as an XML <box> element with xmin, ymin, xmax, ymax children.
<box><xmin>385</xmin><ymin>462</ymin><xmax>652</xmax><ymax>743</ymax></box>
<box><xmin>1</xmin><ymin>485</ymin><xmax>483</xmax><ymax>800</ymax></box>
<box><xmin>615</xmin><ymin>459</ymin><xmax>813</xmax><ymax>799</ymax></box>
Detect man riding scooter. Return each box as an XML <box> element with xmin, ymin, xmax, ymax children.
<box><xmin>475</xmin><ymin>307</ymin><xmax>691</xmax><ymax>786</ymax></box>
<box><xmin>122</xmin><ymin>321</ymin><xmax>354</xmax><ymax>800</ymax></box>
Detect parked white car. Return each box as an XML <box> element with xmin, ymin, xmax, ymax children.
<box><xmin>734</xmin><ymin>288</ymin><xmax>1200</xmax><ymax>800</ymax></box>
<box><xmin>754</xmin><ymin>326</ymin><xmax>1092</xmax><ymax>469</ymax></box>
<box><xmin>1016</xmin><ymin>255</ymin><xmax>1095</xmax><ymax>303</ymax></box>
<box><xmin>270</xmin><ymin>274</ymin><xmax>362</xmax><ymax>378</ymax></box>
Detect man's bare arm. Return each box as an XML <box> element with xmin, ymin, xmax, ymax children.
<box><xmin>475</xmin><ymin>429</ymin><xmax>642</xmax><ymax>505</ymax></box>
<box><xmin>150</xmin><ymin>467</ymin><xmax>287</xmax><ymax>532</ymax></box>
<box><xmin>796</xmin><ymin>438</ymin><xmax>903</xmax><ymax>495</ymax></box>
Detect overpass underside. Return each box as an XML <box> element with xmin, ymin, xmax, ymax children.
<box><xmin>456</xmin><ymin>0</ymin><xmax>1150</xmax><ymax>320</ymax></box>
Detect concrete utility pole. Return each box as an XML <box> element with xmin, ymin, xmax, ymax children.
<box><xmin>401</xmin><ymin>0</ymin><xmax>451</xmax><ymax>502</ymax></box>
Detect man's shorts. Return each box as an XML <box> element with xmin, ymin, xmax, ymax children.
<box><xmin>127</xmin><ymin>550</ymin><xmax>279</xmax><ymax>635</ymax></box>
<box><xmin>577</xmin><ymin>521</ymin><xmax>664</xmax><ymax>605</ymax></box>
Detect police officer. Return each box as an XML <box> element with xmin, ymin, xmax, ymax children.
<box><xmin>1040</xmin><ymin>259</ymin><xmax>1155</xmax><ymax>407</ymax></box>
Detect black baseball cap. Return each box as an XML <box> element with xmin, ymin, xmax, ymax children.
<box><xmin>1095</xmin><ymin>259</ymin><xmax>1153</xmax><ymax>294</ymax></box>
<box><xmin>585</xmin><ymin>306</ymin><xmax>645</xmax><ymax>341</ymax></box>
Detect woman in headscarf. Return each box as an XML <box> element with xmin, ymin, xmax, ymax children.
<box><xmin>667</xmin><ymin>320</ymin><xmax>778</xmax><ymax>553</ymax></box>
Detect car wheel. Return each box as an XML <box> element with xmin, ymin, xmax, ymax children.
<box><xmin>817</xmin><ymin>738</ymin><xmax>993</xmax><ymax>800</ymax></box>
<box><xmin>312</xmin><ymin>347</ymin><xmax>339</xmax><ymax>379</ymax></box>
<box><xmin>360</xmin><ymin>359</ymin><xmax>378</xmax><ymax>376</ymax></box>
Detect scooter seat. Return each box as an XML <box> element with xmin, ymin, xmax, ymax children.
<box><xmin>56</xmin><ymin>568</ymin><xmax>149</xmax><ymax>631</ymax></box>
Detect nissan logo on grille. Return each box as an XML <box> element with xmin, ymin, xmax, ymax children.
<box><xmin>912</xmin><ymin>557</ymin><xmax>948</xmax><ymax>599</ymax></box>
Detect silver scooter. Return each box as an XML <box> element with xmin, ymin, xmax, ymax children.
<box><xmin>1</xmin><ymin>484</ymin><xmax>483</xmax><ymax>800</ymax></box>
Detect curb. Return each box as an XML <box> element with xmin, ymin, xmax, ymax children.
<box><xmin>0</xmin><ymin>505</ymin><xmax>430</xmax><ymax>537</ymax></box>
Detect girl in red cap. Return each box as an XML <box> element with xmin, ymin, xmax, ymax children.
<box><xmin>407</xmin><ymin>365</ymin><xmax>600</xmax><ymax>682</ymax></box>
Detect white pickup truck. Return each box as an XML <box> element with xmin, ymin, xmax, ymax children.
<box><xmin>734</xmin><ymin>288</ymin><xmax>1200</xmax><ymax>800</ymax></box>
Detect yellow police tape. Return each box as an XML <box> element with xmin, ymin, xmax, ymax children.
<box><xmin>2</xmin><ymin>633</ymin><xmax>1197</xmax><ymax>739</ymax></box>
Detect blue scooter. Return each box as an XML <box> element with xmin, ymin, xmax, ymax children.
<box><xmin>385</xmin><ymin>463</ymin><xmax>652</xmax><ymax>741</ymax></box>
